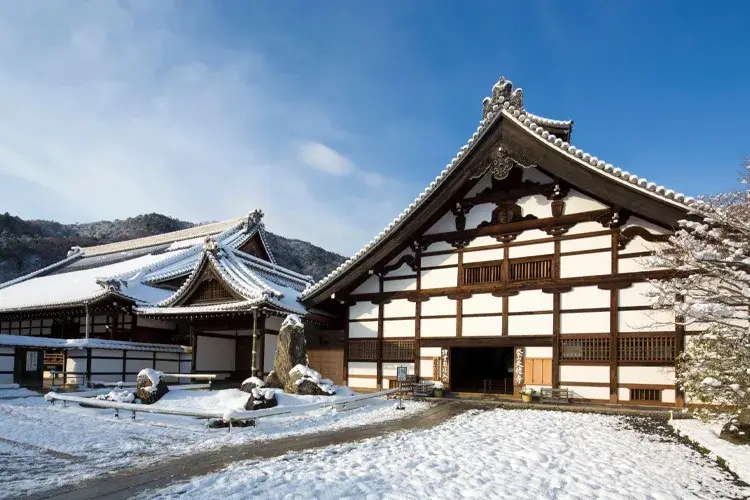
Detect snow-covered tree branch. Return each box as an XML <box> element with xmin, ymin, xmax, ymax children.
<box><xmin>647</xmin><ymin>159</ymin><xmax>750</xmax><ymax>418</ymax></box>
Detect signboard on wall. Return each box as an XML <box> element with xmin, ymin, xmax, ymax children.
<box><xmin>26</xmin><ymin>351</ymin><xmax>38</xmax><ymax>371</ymax></box>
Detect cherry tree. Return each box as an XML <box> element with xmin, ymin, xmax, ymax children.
<box><xmin>648</xmin><ymin>160</ymin><xmax>750</xmax><ymax>418</ymax></box>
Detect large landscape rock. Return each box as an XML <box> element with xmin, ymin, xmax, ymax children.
<box><xmin>264</xmin><ymin>315</ymin><xmax>308</xmax><ymax>389</ymax></box>
<box><xmin>136</xmin><ymin>368</ymin><xmax>169</xmax><ymax>405</ymax></box>
<box><xmin>286</xmin><ymin>364</ymin><xmax>335</xmax><ymax>396</ymax></box>
<box><xmin>240</xmin><ymin>376</ymin><xmax>266</xmax><ymax>394</ymax></box>
<box><xmin>244</xmin><ymin>387</ymin><xmax>278</xmax><ymax>411</ymax></box>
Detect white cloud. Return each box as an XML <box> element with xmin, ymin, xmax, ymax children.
<box><xmin>0</xmin><ymin>1</ymin><xmax>409</xmax><ymax>256</ymax></box>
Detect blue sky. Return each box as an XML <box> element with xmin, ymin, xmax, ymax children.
<box><xmin>0</xmin><ymin>1</ymin><xmax>747</xmax><ymax>255</ymax></box>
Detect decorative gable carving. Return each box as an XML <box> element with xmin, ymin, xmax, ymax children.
<box><xmin>178</xmin><ymin>267</ymin><xmax>243</xmax><ymax>306</ymax></box>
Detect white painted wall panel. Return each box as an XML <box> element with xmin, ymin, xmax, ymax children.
<box><xmin>560</xmin><ymin>235</ymin><xmax>612</xmax><ymax>253</ymax></box>
<box><xmin>618</xmin><ymin>366</ymin><xmax>675</xmax><ymax>385</ymax></box>
<box><xmin>516</xmin><ymin>194</ymin><xmax>551</xmax><ymax>219</ymax></box>
<box><xmin>265</xmin><ymin>316</ymin><xmax>283</xmax><ymax>331</ymax></box>
<box><xmin>619</xmin><ymin>309</ymin><xmax>673</xmax><ymax>332</ymax></box>
<box><xmin>349</xmin><ymin>321</ymin><xmax>377</xmax><ymax>338</ymax></box>
<box><xmin>382</xmin><ymin>363</ymin><xmax>415</xmax><ymax>376</ymax></box>
<box><xmin>421</xmin><ymin>296</ymin><xmax>456</xmax><ymax>317</ymax></box>
<box><xmin>618</xmin><ymin>388</ymin><xmax>630</xmax><ymax>401</ymax></box>
<box><xmin>525</xmin><ymin>347</ymin><xmax>552</xmax><ymax>358</ymax></box>
<box><xmin>263</xmin><ymin>334</ymin><xmax>278</xmax><ymax>373</ymax></box>
<box><xmin>388</xmin><ymin>263</ymin><xmax>417</xmax><ymax>278</ymax></box>
<box><xmin>509</xmin><ymin>242</ymin><xmax>555</xmax><ymax>259</ymax></box>
<box><xmin>91</xmin><ymin>358</ymin><xmax>122</xmax><ymax>373</ymax></box>
<box><xmin>514</xmin><ymin>229</ymin><xmax>549</xmax><ymax>242</ymax></box>
<box><xmin>466</xmin><ymin>236</ymin><xmax>498</xmax><ymax>249</ymax></box>
<box><xmin>347</xmin><ymin>377</ymin><xmax>377</xmax><ymax>389</ymax></box>
<box><xmin>565</xmin><ymin>190</ymin><xmax>608</xmax><ymax>213</ymax></box>
<box><xmin>383</xmin><ymin>299</ymin><xmax>415</xmax><ymax>318</ymax></box>
<box><xmin>508</xmin><ymin>289</ymin><xmax>552</xmax><ymax>312</ymax></box>
<box><xmin>384</xmin><ymin>278</ymin><xmax>417</xmax><ymax>293</ymax></box>
<box><xmin>563</xmin><ymin>386</ymin><xmax>610</xmax><ymax>400</ymax></box>
<box><xmin>421</xmin><ymin>268</ymin><xmax>457</xmax><ymax>289</ymax></box>
<box><xmin>422</xmin><ymin>253</ymin><xmax>458</xmax><ymax>267</ymax></box>
<box><xmin>560</xmin><ymin>365</ymin><xmax>610</xmax><ymax>383</ymax></box>
<box><xmin>126</xmin><ymin>359</ymin><xmax>153</xmax><ymax>374</ymax></box>
<box><xmin>419</xmin><ymin>359</ymin><xmax>434</xmax><ymax>379</ymax></box>
<box><xmin>662</xmin><ymin>389</ymin><xmax>676</xmax><ymax>403</ymax></box>
<box><xmin>560</xmin><ymin>252</ymin><xmax>610</xmax><ymax>278</ymax></box>
<box><xmin>421</xmin><ymin>318</ymin><xmax>457</xmax><ymax>337</ymax></box>
<box><xmin>420</xmin><ymin>347</ymin><xmax>442</xmax><ymax>357</ymax></box>
<box><xmin>618</xmin><ymin>254</ymin><xmax>668</xmax><ymax>273</ymax></box>
<box><xmin>155</xmin><ymin>360</ymin><xmax>179</xmax><ymax>374</ymax></box>
<box><xmin>349</xmin><ymin>301</ymin><xmax>378</xmax><ymax>320</ymax></box>
<box><xmin>196</xmin><ymin>336</ymin><xmax>235</xmax><ymax>372</ymax></box>
<box><xmin>383</xmin><ymin>319</ymin><xmax>415</xmax><ymax>338</ymax></box>
<box><xmin>352</xmin><ymin>275</ymin><xmax>380</xmax><ymax>294</ymax></box>
<box><xmin>560</xmin><ymin>312</ymin><xmax>610</xmax><ymax>334</ymax></box>
<box><xmin>463</xmin><ymin>248</ymin><xmax>504</xmax><ymax>264</ymax></box>
<box><xmin>620</xmin><ymin>236</ymin><xmax>655</xmax><ymax>255</ymax></box>
<box><xmin>561</xmin><ymin>286</ymin><xmax>610</xmax><ymax>310</ymax></box>
<box><xmin>424</xmin><ymin>212</ymin><xmax>455</xmax><ymax>235</ymax></box>
<box><xmin>462</xmin><ymin>316</ymin><xmax>501</xmax><ymax>336</ymax></box>
<box><xmin>619</xmin><ymin>282</ymin><xmax>656</xmax><ymax>308</ymax></box>
<box><xmin>0</xmin><ymin>374</ymin><xmax>11</xmax><ymax>384</ymax></box>
<box><xmin>465</xmin><ymin>203</ymin><xmax>495</xmax><ymax>230</ymax></box>
<box><xmin>348</xmin><ymin>362</ymin><xmax>377</xmax><ymax>376</ymax></box>
<box><xmin>507</xmin><ymin>314</ymin><xmax>552</xmax><ymax>336</ymax></box>
<box><xmin>386</xmin><ymin>248</ymin><xmax>413</xmax><ymax>265</ymax></box>
<box><xmin>566</xmin><ymin>221</ymin><xmax>604</xmax><ymax>236</ymax></box>
<box><xmin>462</xmin><ymin>293</ymin><xmax>502</xmax><ymax>315</ymax></box>
<box><xmin>424</xmin><ymin>241</ymin><xmax>454</xmax><ymax>253</ymax></box>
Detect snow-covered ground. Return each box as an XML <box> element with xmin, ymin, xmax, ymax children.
<box><xmin>0</xmin><ymin>387</ymin><xmax>39</xmax><ymax>399</ymax></box>
<box><xmin>671</xmin><ymin>418</ymin><xmax>750</xmax><ymax>485</ymax></box>
<box><xmin>0</xmin><ymin>388</ymin><xmax>426</xmax><ymax>499</ymax></box>
<box><xmin>143</xmin><ymin>409</ymin><xmax>750</xmax><ymax>500</ymax></box>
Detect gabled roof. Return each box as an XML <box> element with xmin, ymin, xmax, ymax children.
<box><xmin>301</xmin><ymin>75</ymin><xmax>698</xmax><ymax>304</ymax></box>
<box><xmin>0</xmin><ymin>210</ymin><xmax>310</xmax><ymax>314</ymax></box>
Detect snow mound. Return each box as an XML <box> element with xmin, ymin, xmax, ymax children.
<box><xmin>242</xmin><ymin>376</ymin><xmax>265</xmax><ymax>388</ymax></box>
<box><xmin>281</xmin><ymin>314</ymin><xmax>303</xmax><ymax>329</ymax></box>
<box><xmin>138</xmin><ymin>368</ymin><xmax>164</xmax><ymax>391</ymax></box>
<box><xmin>290</xmin><ymin>364</ymin><xmax>335</xmax><ymax>395</ymax></box>
<box><xmin>95</xmin><ymin>390</ymin><xmax>135</xmax><ymax>403</ymax></box>
<box><xmin>251</xmin><ymin>388</ymin><xmax>277</xmax><ymax>400</ymax></box>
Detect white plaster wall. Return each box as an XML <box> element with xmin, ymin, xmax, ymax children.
<box><xmin>618</xmin><ymin>255</ymin><xmax>667</xmax><ymax>274</ymax></box>
<box><xmin>157</xmin><ymin>352</ymin><xmax>179</xmax><ymax>361</ymax></box>
<box><xmin>91</xmin><ymin>349</ymin><xmax>117</xmax><ymax>358</ymax></box>
<box><xmin>514</xmin><ymin>228</ymin><xmax>549</xmax><ymax>243</ymax></box>
<box><xmin>126</xmin><ymin>358</ymin><xmax>153</xmax><ymax>374</ymax></box>
<box><xmin>383</xmin><ymin>299</ymin><xmax>415</xmax><ymax>318</ymax></box>
<box><xmin>421</xmin><ymin>296</ymin><xmax>456</xmax><ymax>317</ymax></box>
<box><xmin>516</xmin><ymin>194</ymin><xmax>551</xmax><ymax>219</ymax></box>
<box><xmin>662</xmin><ymin>389</ymin><xmax>676</xmax><ymax>403</ymax></box>
<box><xmin>263</xmin><ymin>334</ymin><xmax>278</xmax><ymax>372</ymax></box>
<box><xmin>422</xmin><ymin>253</ymin><xmax>458</xmax><ymax>267</ymax></box>
<box><xmin>424</xmin><ymin>241</ymin><xmax>454</xmax><ymax>253</ymax></box>
<box><xmin>196</xmin><ymin>336</ymin><xmax>235</xmax><ymax>372</ymax></box>
<box><xmin>560</xmin><ymin>235</ymin><xmax>612</xmax><ymax>253</ymax></box>
<box><xmin>563</xmin><ymin>386</ymin><xmax>610</xmax><ymax>400</ymax></box>
<box><xmin>466</xmin><ymin>236</ymin><xmax>498</xmax><ymax>249</ymax></box>
<box><xmin>420</xmin><ymin>347</ymin><xmax>442</xmax><ymax>357</ymax></box>
<box><xmin>462</xmin><ymin>293</ymin><xmax>503</xmax><ymax>314</ymax></box>
<box><xmin>619</xmin><ymin>282</ymin><xmax>656</xmax><ymax>308</ymax></box>
<box><xmin>464</xmin><ymin>203</ymin><xmax>495</xmax><ymax>230</ymax></box>
<box><xmin>348</xmin><ymin>362</ymin><xmax>377</xmax><ymax>376</ymax></box>
<box><xmin>420</xmin><ymin>359</ymin><xmax>434</xmax><ymax>379</ymax></box>
<box><xmin>0</xmin><ymin>348</ymin><xmax>14</xmax><ymax>384</ymax></box>
<box><xmin>421</xmin><ymin>318</ymin><xmax>457</xmax><ymax>337</ymax></box>
<box><xmin>386</xmin><ymin>248</ymin><xmax>412</xmax><ymax>266</ymax></box>
<box><xmin>560</xmin><ymin>365</ymin><xmax>610</xmax><ymax>383</ymax></box>
<box><xmin>137</xmin><ymin>317</ymin><xmax>176</xmax><ymax>330</ymax></box>
<box><xmin>619</xmin><ymin>309</ymin><xmax>674</xmax><ymax>332</ymax></box>
<box><xmin>349</xmin><ymin>301</ymin><xmax>378</xmax><ymax>320</ymax></box>
<box><xmin>618</xmin><ymin>366</ymin><xmax>675</xmax><ymax>385</ymax></box>
<box><xmin>565</xmin><ymin>190</ymin><xmax>608</xmax><ymax>213</ymax></box>
<box><xmin>462</xmin><ymin>316</ymin><xmax>502</xmax><ymax>336</ymax></box>
<box><xmin>265</xmin><ymin>316</ymin><xmax>283</xmax><ymax>331</ymax></box>
<box><xmin>349</xmin><ymin>321</ymin><xmax>377</xmax><ymax>338</ymax></box>
<box><xmin>566</xmin><ymin>221</ymin><xmax>604</xmax><ymax>235</ymax></box>
<box><xmin>508</xmin><ymin>242</ymin><xmax>555</xmax><ymax>259</ymax></box>
<box><xmin>525</xmin><ymin>347</ymin><xmax>552</xmax><ymax>358</ymax></box>
<box><xmin>560</xmin><ymin>312</ymin><xmax>610</xmax><ymax>334</ymax></box>
<box><xmin>618</xmin><ymin>388</ymin><xmax>630</xmax><ymax>401</ymax></box>
<box><xmin>384</xmin><ymin>278</ymin><xmax>417</xmax><ymax>293</ymax></box>
<box><xmin>424</xmin><ymin>212</ymin><xmax>455</xmax><ymax>235</ymax></box>
<box><xmin>560</xmin><ymin>252</ymin><xmax>610</xmax><ymax>278</ymax></box>
<box><xmin>619</xmin><ymin>236</ymin><xmax>656</xmax><ymax>255</ymax></box>
<box><xmin>463</xmin><ymin>248</ymin><xmax>503</xmax><ymax>264</ymax></box>
<box><xmin>388</xmin><ymin>263</ymin><xmax>417</xmax><ymax>278</ymax></box>
<box><xmin>561</xmin><ymin>286</ymin><xmax>610</xmax><ymax>310</ymax></box>
<box><xmin>91</xmin><ymin>358</ymin><xmax>121</xmax><ymax>373</ymax></box>
<box><xmin>507</xmin><ymin>314</ymin><xmax>552</xmax><ymax>336</ymax></box>
<box><xmin>382</xmin><ymin>363</ymin><xmax>415</xmax><ymax>376</ymax></box>
<box><xmin>623</xmin><ymin>217</ymin><xmax>670</xmax><ymax>235</ymax></box>
<box><xmin>155</xmin><ymin>360</ymin><xmax>179</xmax><ymax>374</ymax></box>
<box><xmin>421</xmin><ymin>268</ymin><xmax>457</xmax><ymax>289</ymax></box>
<box><xmin>347</xmin><ymin>377</ymin><xmax>377</xmax><ymax>389</ymax></box>
<box><xmin>383</xmin><ymin>319</ymin><xmax>415</xmax><ymax>338</ymax></box>
<box><xmin>508</xmin><ymin>289</ymin><xmax>552</xmax><ymax>312</ymax></box>
<box><xmin>352</xmin><ymin>275</ymin><xmax>380</xmax><ymax>294</ymax></box>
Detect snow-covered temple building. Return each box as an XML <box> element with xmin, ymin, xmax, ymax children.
<box><xmin>299</xmin><ymin>76</ymin><xmax>697</xmax><ymax>407</ymax></box>
<box><xmin>0</xmin><ymin>211</ymin><xmax>336</xmax><ymax>386</ymax></box>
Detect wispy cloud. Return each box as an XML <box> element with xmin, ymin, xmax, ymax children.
<box><xmin>0</xmin><ymin>1</ymin><xmax>406</xmax><ymax>255</ymax></box>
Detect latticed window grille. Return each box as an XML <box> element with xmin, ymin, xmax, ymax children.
<box><xmin>630</xmin><ymin>388</ymin><xmax>661</xmax><ymax>401</ymax></box>
<box><xmin>348</xmin><ymin>340</ymin><xmax>378</xmax><ymax>360</ymax></box>
<box><xmin>508</xmin><ymin>257</ymin><xmax>553</xmax><ymax>281</ymax></box>
<box><xmin>193</xmin><ymin>278</ymin><xmax>234</xmax><ymax>302</ymax></box>
<box><xmin>382</xmin><ymin>340</ymin><xmax>415</xmax><ymax>360</ymax></box>
<box><xmin>560</xmin><ymin>338</ymin><xmax>610</xmax><ymax>362</ymax></box>
<box><xmin>618</xmin><ymin>336</ymin><xmax>675</xmax><ymax>362</ymax></box>
<box><xmin>463</xmin><ymin>263</ymin><xmax>503</xmax><ymax>285</ymax></box>
<box><xmin>462</xmin><ymin>256</ymin><xmax>553</xmax><ymax>284</ymax></box>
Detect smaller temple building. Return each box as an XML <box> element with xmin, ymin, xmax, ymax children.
<box><xmin>0</xmin><ymin>211</ymin><xmax>340</xmax><ymax>387</ymax></box>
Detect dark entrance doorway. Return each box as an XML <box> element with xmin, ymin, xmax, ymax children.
<box><xmin>14</xmin><ymin>349</ymin><xmax>43</xmax><ymax>387</ymax></box>
<box><xmin>450</xmin><ymin>347</ymin><xmax>514</xmax><ymax>394</ymax></box>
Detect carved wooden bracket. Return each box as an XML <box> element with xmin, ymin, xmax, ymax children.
<box><xmin>618</xmin><ymin>226</ymin><xmax>670</xmax><ymax>250</ymax></box>
<box><xmin>406</xmin><ymin>295</ymin><xmax>431</xmax><ymax>303</ymax></box>
<box><xmin>551</xmin><ymin>199</ymin><xmax>565</xmax><ymax>218</ymax></box>
<box><xmin>544</xmin><ymin>223</ymin><xmax>575</xmax><ymax>236</ymax></box>
<box><xmin>376</xmin><ymin>254</ymin><xmax>417</xmax><ymax>276</ymax></box>
<box><xmin>409</xmin><ymin>240</ymin><xmax>430</xmax><ymax>253</ymax></box>
<box><xmin>493</xmin><ymin>232</ymin><xmax>521</xmax><ymax>244</ymax></box>
<box><xmin>448</xmin><ymin>238</ymin><xmax>473</xmax><ymax>249</ymax></box>
<box><xmin>491</xmin><ymin>290</ymin><xmax>520</xmax><ymax>297</ymax></box>
<box><xmin>370</xmin><ymin>297</ymin><xmax>392</xmax><ymax>305</ymax></box>
<box><xmin>541</xmin><ymin>286</ymin><xmax>573</xmax><ymax>294</ymax></box>
<box><xmin>447</xmin><ymin>292</ymin><xmax>473</xmax><ymax>301</ymax></box>
<box><xmin>595</xmin><ymin>208</ymin><xmax>631</xmax><ymax>229</ymax></box>
<box><xmin>597</xmin><ymin>282</ymin><xmax>633</xmax><ymax>290</ymax></box>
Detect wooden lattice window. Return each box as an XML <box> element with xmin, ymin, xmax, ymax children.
<box><xmin>630</xmin><ymin>388</ymin><xmax>661</xmax><ymax>402</ymax></box>
<box><xmin>618</xmin><ymin>336</ymin><xmax>675</xmax><ymax>362</ymax></box>
<box><xmin>561</xmin><ymin>337</ymin><xmax>610</xmax><ymax>362</ymax></box>
<box><xmin>508</xmin><ymin>256</ymin><xmax>553</xmax><ymax>281</ymax></box>
<box><xmin>382</xmin><ymin>340</ymin><xmax>415</xmax><ymax>361</ymax></box>
<box><xmin>348</xmin><ymin>340</ymin><xmax>378</xmax><ymax>360</ymax></box>
<box><xmin>463</xmin><ymin>261</ymin><xmax>503</xmax><ymax>285</ymax></box>
<box><xmin>189</xmin><ymin>277</ymin><xmax>235</xmax><ymax>303</ymax></box>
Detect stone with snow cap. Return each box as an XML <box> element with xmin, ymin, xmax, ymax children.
<box><xmin>136</xmin><ymin>368</ymin><xmax>169</xmax><ymax>404</ymax></box>
<box><xmin>264</xmin><ymin>314</ymin><xmax>308</xmax><ymax>389</ymax></box>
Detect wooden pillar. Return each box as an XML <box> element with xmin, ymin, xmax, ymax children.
<box><xmin>609</xmin><ymin>228</ymin><xmax>620</xmax><ymax>404</ymax></box>
<box><xmin>190</xmin><ymin>323</ymin><xmax>197</xmax><ymax>373</ymax></box>
<box><xmin>552</xmin><ymin>238</ymin><xmax>561</xmax><ymax>388</ymax></box>
<box><xmin>343</xmin><ymin>305</ymin><xmax>350</xmax><ymax>386</ymax></box>
<box><xmin>675</xmin><ymin>295</ymin><xmax>686</xmax><ymax>408</ymax></box>
<box><xmin>414</xmin><ymin>245</ymin><xmax>422</xmax><ymax>380</ymax></box>
<box><xmin>456</xmin><ymin>249</ymin><xmax>463</xmax><ymax>337</ymax></box>
<box><xmin>377</xmin><ymin>275</ymin><xmax>384</xmax><ymax>390</ymax></box>
<box><xmin>257</xmin><ymin>314</ymin><xmax>266</xmax><ymax>377</ymax></box>
<box><xmin>502</xmin><ymin>244</ymin><xmax>510</xmax><ymax>336</ymax></box>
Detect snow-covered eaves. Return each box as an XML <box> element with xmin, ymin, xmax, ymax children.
<box><xmin>0</xmin><ymin>334</ymin><xmax>191</xmax><ymax>353</ymax></box>
<box><xmin>301</xmin><ymin>75</ymin><xmax>697</xmax><ymax>302</ymax></box>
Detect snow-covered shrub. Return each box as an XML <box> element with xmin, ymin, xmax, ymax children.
<box><xmin>95</xmin><ymin>390</ymin><xmax>135</xmax><ymax>403</ymax></box>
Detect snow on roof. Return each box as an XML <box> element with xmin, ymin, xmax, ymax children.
<box><xmin>301</xmin><ymin>75</ymin><xmax>696</xmax><ymax>300</ymax></box>
<box><xmin>0</xmin><ymin>334</ymin><xmax>190</xmax><ymax>353</ymax></box>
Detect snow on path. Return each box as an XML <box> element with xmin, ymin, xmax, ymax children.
<box><xmin>144</xmin><ymin>409</ymin><xmax>750</xmax><ymax>500</ymax></box>
<box><xmin>0</xmin><ymin>391</ymin><xmax>427</xmax><ymax>499</ymax></box>
<box><xmin>0</xmin><ymin>387</ymin><xmax>39</xmax><ymax>399</ymax></box>
<box><xmin>671</xmin><ymin>418</ymin><xmax>750</xmax><ymax>485</ymax></box>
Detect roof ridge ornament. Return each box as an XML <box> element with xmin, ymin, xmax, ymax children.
<box><xmin>471</xmin><ymin>146</ymin><xmax>537</xmax><ymax>181</ymax></box>
<box><xmin>482</xmin><ymin>76</ymin><xmax>524</xmax><ymax>119</ymax></box>
<box><xmin>246</xmin><ymin>209</ymin><xmax>265</xmax><ymax>231</ymax></box>
<box><xmin>203</xmin><ymin>237</ymin><xmax>220</xmax><ymax>254</ymax></box>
